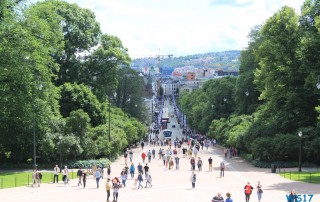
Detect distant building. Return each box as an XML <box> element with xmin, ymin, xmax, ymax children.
<box><xmin>216</xmin><ymin>69</ymin><xmax>239</xmax><ymax>77</ymax></box>
<box><xmin>186</xmin><ymin>72</ymin><xmax>196</xmax><ymax>80</ymax></box>
<box><xmin>178</xmin><ymin>79</ymin><xmax>208</xmax><ymax>96</ymax></box>
<box><xmin>160</xmin><ymin>67</ymin><xmax>174</xmax><ymax>78</ymax></box>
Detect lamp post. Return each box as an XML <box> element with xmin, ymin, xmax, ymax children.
<box><xmin>316</xmin><ymin>76</ymin><xmax>320</xmax><ymax>89</ymax></box>
<box><xmin>298</xmin><ymin>131</ymin><xmax>302</xmax><ymax>172</ymax></box>
<box><xmin>32</xmin><ymin>83</ymin><xmax>42</xmax><ymax>169</ymax></box>
<box><xmin>32</xmin><ymin>89</ymin><xmax>36</xmax><ymax>169</ymax></box>
<box><xmin>59</xmin><ymin>135</ymin><xmax>62</xmax><ymax>172</ymax></box>
<box><xmin>108</xmin><ymin>97</ymin><xmax>111</xmax><ymax>160</ymax></box>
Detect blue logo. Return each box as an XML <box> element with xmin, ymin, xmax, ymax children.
<box><xmin>286</xmin><ymin>194</ymin><xmax>314</xmax><ymax>202</ymax></box>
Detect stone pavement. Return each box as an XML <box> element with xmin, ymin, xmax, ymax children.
<box><xmin>1</xmin><ymin>142</ymin><xmax>319</xmax><ymax>202</ymax></box>
<box><xmin>0</xmin><ymin>99</ymin><xmax>319</xmax><ymax>202</ymax></box>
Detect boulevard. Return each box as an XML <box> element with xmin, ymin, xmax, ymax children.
<box><xmin>0</xmin><ymin>101</ymin><xmax>319</xmax><ymax>202</ymax></box>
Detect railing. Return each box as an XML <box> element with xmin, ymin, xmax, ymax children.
<box><xmin>0</xmin><ymin>170</ymin><xmax>76</xmax><ymax>189</ymax></box>
<box><xmin>279</xmin><ymin>169</ymin><xmax>320</xmax><ymax>184</ymax></box>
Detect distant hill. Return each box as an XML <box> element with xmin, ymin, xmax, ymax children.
<box><xmin>131</xmin><ymin>50</ymin><xmax>240</xmax><ymax>71</ymax></box>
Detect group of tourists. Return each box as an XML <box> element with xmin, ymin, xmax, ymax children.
<box><xmin>31</xmin><ymin>169</ymin><xmax>42</xmax><ymax>187</ymax></box>
<box><xmin>209</xmin><ymin>181</ymin><xmax>263</xmax><ymax>202</ymax></box>
<box><xmin>52</xmin><ymin>165</ymin><xmax>70</xmax><ymax>186</ymax></box>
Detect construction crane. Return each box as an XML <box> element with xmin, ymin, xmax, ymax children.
<box><xmin>148</xmin><ymin>50</ymin><xmax>173</xmax><ymax>96</ymax></box>
<box><xmin>148</xmin><ymin>49</ymin><xmax>173</xmax><ymax>74</ymax></box>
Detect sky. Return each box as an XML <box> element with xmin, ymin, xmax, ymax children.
<box><xmin>56</xmin><ymin>0</ymin><xmax>305</xmax><ymax>58</ymax></box>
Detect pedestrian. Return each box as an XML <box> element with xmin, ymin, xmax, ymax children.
<box><xmin>208</xmin><ymin>157</ymin><xmax>213</xmax><ymax>171</ymax></box>
<box><xmin>224</xmin><ymin>147</ymin><xmax>228</xmax><ymax>159</ymax></box>
<box><xmin>112</xmin><ymin>178</ymin><xmax>120</xmax><ymax>202</ymax></box>
<box><xmin>147</xmin><ymin>150</ymin><xmax>152</xmax><ymax>163</ymax></box>
<box><xmin>38</xmin><ymin>171</ymin><xmax>42</xmax><ymax>185</ymax></box>
<box><xmin>121</xmin><ymin>172</ymin><xmax>127</xmax><ymax>188</ymax></box>
<box><xmin>137</xmin><ymin>163</ymin><xmax>143</xmax><ymax>174</ymax></box>
<box><xmin>244</xmin><ymin>181</ymin><xmax>254</xmax><ymax>202</ymax></box>
<box><xmin>77</xmin><ymin>167</ymin><xmax>83</xmax><ymax>186</ymax></box>
<box><xmin>257</xmin><ymin>181</ymin><xmax>263</xmax><ymax>202</ymax></box>
<box><xmin>158</xmin><ymin>148</ymin><xmax>162</xmax><ymax>159</ymax></box>
<box><xmin>175</xmin><ymin>156</ymin><xmax>180</xmax><ymax>170</ymax></box>
<box><xmin>211</xmin><ymin>192</ymin><xmax>224</xmax><ymax>202</ymax></box>
<box><xmin>137</xmin><ymin>172</ymin><xmax>144</xmax><ymax>189</ymax></box>
<box><xmin>287</xmin><ymin>189</ymin><xmax>298</xmax><ymax>202</ymax></box>
<box><xmin>129</xmin><ymin>150</ymin><xmax>133</xmax><ymax>162</ymax></box>
<box><xmin>107</xmin><ymin>164</ymin><xmax>111</xmax><ymax>176</ymax></box>
<box><xmin>190</xmin><ymin>171</ymin><xmax>196</xmax><ymax>189</ymax></box>
<box><xmin>187</xmin><ymin>148</ymin><xmax>192</xmax><ymax>159</ymax></box>
<box><xmin>144</xmin><ymin>163</ymin><xmax>150</xmax><ymax>177</ymax></box>
<box><xmin>182</xmin><ymin>147</ymin><xmax>186</xmax><ymax>158</ymax></box>
<box><xmin>53</xmin><ymin>165</ymin><xmax>59</xmax><ymax>183</ymax></box>
<box><xmin>166</xmin><ymin>155</ymin><xmax>170</xmax><ymax>168</ymax></box>
<box><xmin>205</xmin><ymin>141</ymin><xmax>209</xmax><ymax>150</ymax></box>
<box><xmin>141</xmin><ymin>141</ymin><xmax>144</xmax><ymax>150</ymax></box>
<box><xmin>162</xmin><ymin>154</ymin><xmax>167</xmax><ymax>166</ymax></box>
<box><xmin>100</xmin><ymin>164</ymin><xmax>104</xmax><ymax>178</ymax></box>
<box><xmin>169</xmin><ymin>157</ymin><xmax>174</xmax><ymax>170</ymax></box>
<box><xmin>225</xmin><ymin>192</ymin><xmax>233</xmax><ymax>202</ymax></box>
<box><xmin>190</xmin><ymin>157</ymin><xmax>196</xmax><ymax>171</ymax></box>
<box><xmin>32</xmin><ymin>169</ymin><xmax>40</xmax><ymax>187</ymax></box>
<box><xmin>197</xmin><ymin>157</ymin><xmax>203</xmax><ymax>171</ymax></box>
<box><xmin>145</xmin><ymin>173</ymin><xmax>152</xmax><ymax>188</ymax></box>
<box><xmin>220</xmin><ymin>161</ymin><xmax>225</xmax><ymax>177</ymax></box>
<box><xmin>193</xmin><ymin>147</ymin><xmax>198</xmax><ymax>159</ymax></box>
<box><xmin>124</xmin><ymin>150</ymin><xmax>128</xmax><ymax>164</ymax></box>
<box><xmin>124</xmin><ymin>164</ymin><xmax>129</xmax><ymax>175</ymax></box>
<box><xmin>130</xmin><ymin>163</ymin><xmax>135</xmax><ymax>179</ymax></box>
<box><xmin>82</xmin><ymin>170</ymin><xmax>87</xmax><ymax>188</ymax></box>
<box><xmin>152</xmin><ymin>148</ymin><xmax>156</xmax><ymax>159</ymax></box>
<box><xmin>92</xmin><ymin>164</ymin><xmax>97</xmax><ymax>174</ymax></box>
<box><xmin>106</xmin><ymin>178</ymin><xmax>111</xmax><ymax>202</ymax></box>
<box><xmin>141</xmin><ymin>152</ymin><xmax>147</xmax><ymax>163</ymax></box>
<box><xmin>63</xmin><ymin>166</ymin><xmax>69</xmax><ymax>186</ymax></box>
<box><xmin>95</xmin><ymin>168</ymin><xmax>101</xmax><ymax>188</ymax></box>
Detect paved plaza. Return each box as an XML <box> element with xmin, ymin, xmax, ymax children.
<box><xmin>1</xmin><ymin>144</ymin><xmax>319</xmax><ymax>202</ymax></box>
<box><xmin>0</xmin><ymin>101</ymin><xmax>319</xmax><ymax>202</ymax></box>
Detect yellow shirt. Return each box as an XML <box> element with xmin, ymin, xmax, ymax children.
<box><xmin>106</xmin><ymin>181</ymin><xmax>111</xmax><ymax>191</ymax></box>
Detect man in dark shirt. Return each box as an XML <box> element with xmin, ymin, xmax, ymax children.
<box><xmin>208</xmin><ymin>157</ymin><xmax>213</xmax><ymax>171</ymax></box>
<box><xmin>144</xmin><ymin>163</ymin><xmax>150</xmax><ymax>177</ymax></box>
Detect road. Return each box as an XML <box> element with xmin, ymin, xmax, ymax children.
<box><xmin>0</xmin><ymin>101</ymin><xmax>319</xmax><ymax>202</ymax></box>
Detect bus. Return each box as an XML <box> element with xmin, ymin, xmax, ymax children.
<box><xmin>161</xmin><ymin>107</ymin><xmax>169</xmax><ymax>129</ymax></box>
<box><xmin>162</xmin><ymin>129</ymin><xmax>172</xmax><ymax>139</ymax></box>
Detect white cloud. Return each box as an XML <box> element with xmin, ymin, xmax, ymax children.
<box><xmin>61</xmin><ymin>0</ymin><xmax>305</xmax><ymax>58</ymax></box>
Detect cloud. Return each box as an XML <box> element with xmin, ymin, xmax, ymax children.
<box><xmin>209</xmin><ymin>0</ymin><xmax>254</xmax><ymax>7</ymax></box>
<box><xmin>60</xmin><ymin>0</ymin><xmax>305</xmax><ymax>58</ymax></box>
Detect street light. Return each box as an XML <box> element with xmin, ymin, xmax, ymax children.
<box><xmin>108</xmin><ymin>97</ymin><xmax>111</xmax><ymax>160</ymax></box>
<box><xmin>32</xmin><ymin>83</ymin><xmax>42</xmax><ymax>169</ymax></box>
<box><xmin>59</xmin><ymin>135</ymin><xmax>62</xmax><ymax>172</ymax></box>
<box><xmin>316</xmin><ymin>76</ymin><xmax>320</xmax><ymax>89</ymax></box>
<box><xmin>298</xmin><ymin>131</ymin><xmax>302</xmax><ymax>172</ymax></box>
<box><xmin>245</xmin><ymin>91</ymin><xmax>249</xmax><ymax>96</ymax></box>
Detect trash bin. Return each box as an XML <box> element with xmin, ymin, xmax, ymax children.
<box><xmin>271</xmin><ymin>164</ymin><xmax>276</xmax><ymax>173</ymax></box>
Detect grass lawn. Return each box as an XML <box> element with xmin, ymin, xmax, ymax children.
<box><xmin>0</xmin><ymin>170</ymin><xmax>77</xmax><ymax>189</ymax></box>
<box><xmin>280</xmin><ymin>171</ymin><xmax>320</xmax><ymax>184</ymax></box>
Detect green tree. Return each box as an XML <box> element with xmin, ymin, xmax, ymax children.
<box><xmin>59</xmin><ymin>83</ymin><xmax>105</xmax><ymax>127</ymax></box>
<box><xmin>112</xmin><ymin>67</ymin><xmax>145</xmax><ymax>121</ymax></box>
<box><xmin>235</xmin><ymin>26</ymin><xmax>262</xmax><ymax>115</ymax></box>
<box><xmin>254</xmin><ymin>6</ymin><xmax>303</xmax><ymax>133</ymax></box>
<box><xmin>83</xmin><ymin>34</ymin><xmax>131</xmax><ymax>101</ymax></box>
<box><xmin>0</xmin><ymin>2</ymin><xmax>61</xmax><ymax>163</ymax></box>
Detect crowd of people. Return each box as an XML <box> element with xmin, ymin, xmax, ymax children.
<box><xmin>45</xmin><ymin>134</ymin><xmax>265</xmax><ymax>202</ymax></box>
<box><xmin>30</xmin><ymin>97</ymin><xmax>298</xmax><ymax>202</ymax></box>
